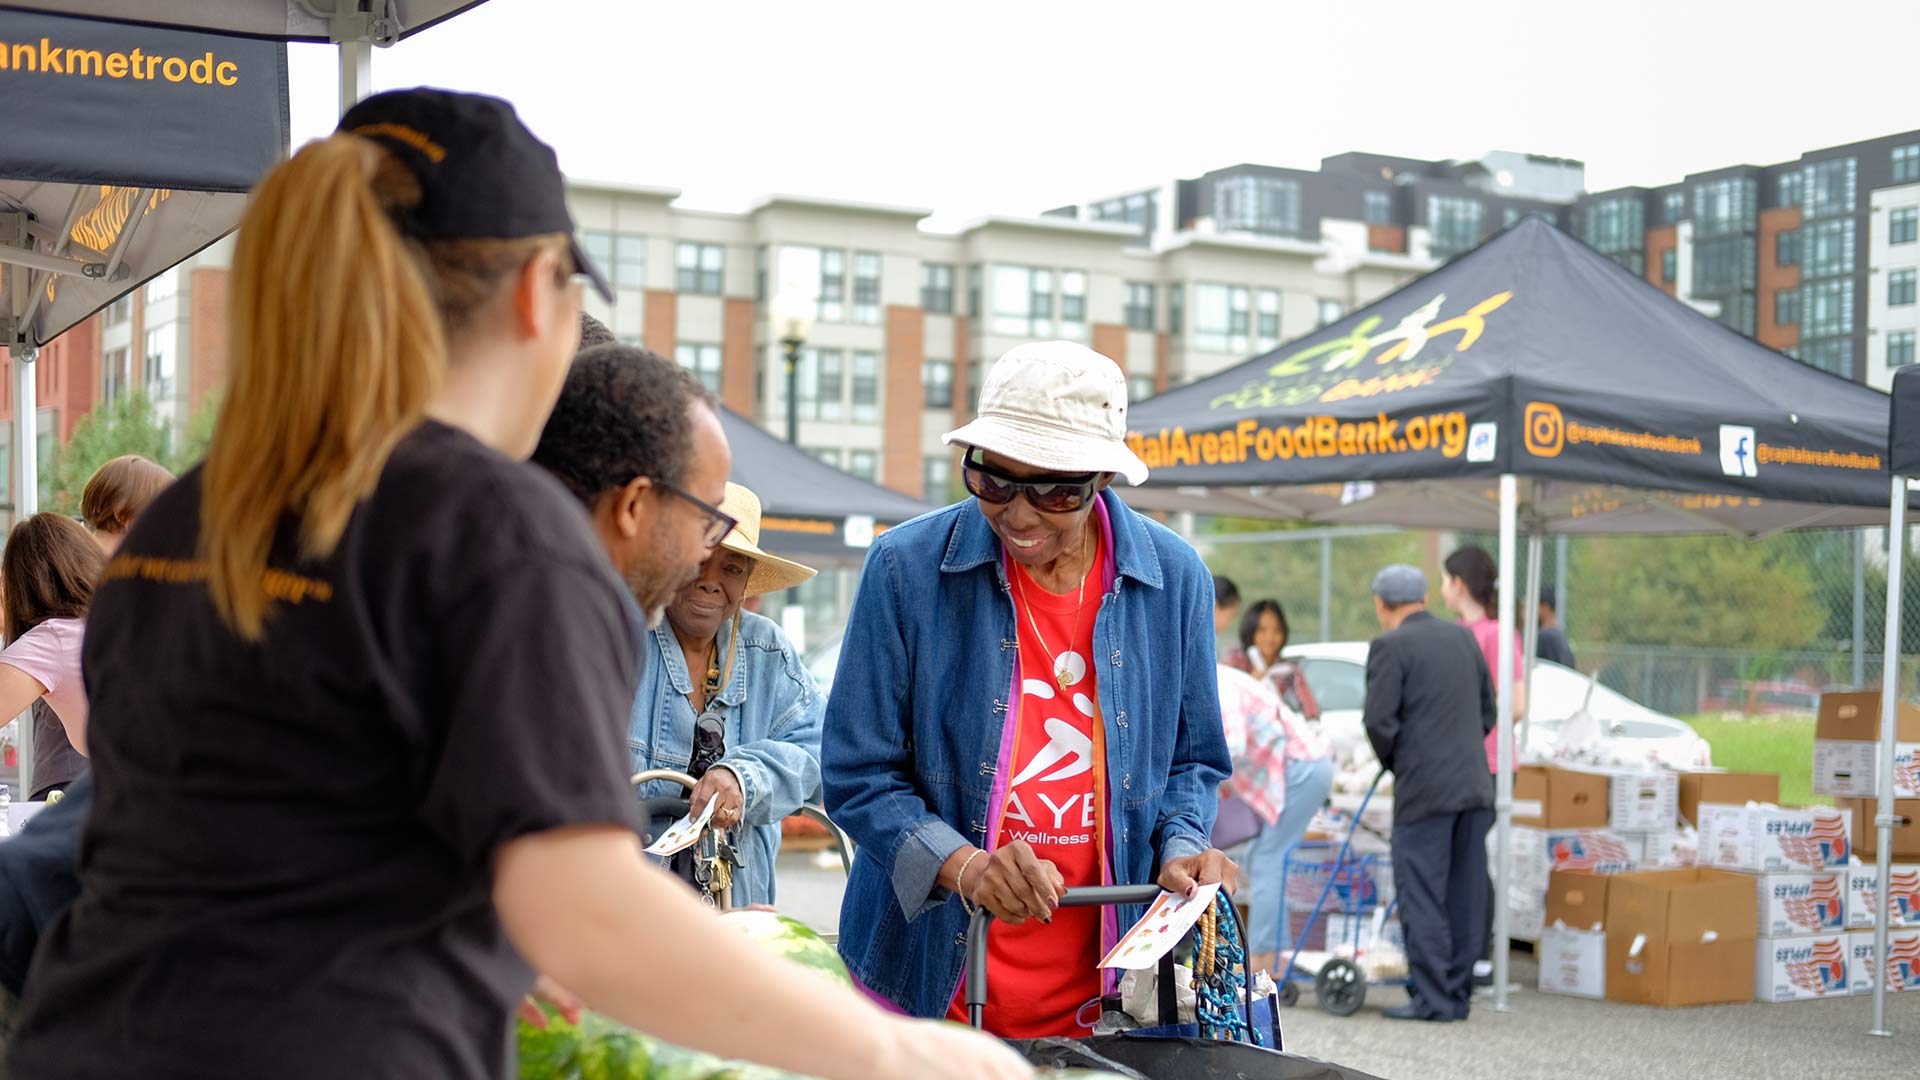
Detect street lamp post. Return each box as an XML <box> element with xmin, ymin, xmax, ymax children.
<box><xmin>771</xmin><ymin>302</ymin><xmax>815</xmax><ymax>448</ymax></box>
<box><xmin>781</xmin><ymin>333</ymin><xmax>804</xmax><ymax>446</ymax></box>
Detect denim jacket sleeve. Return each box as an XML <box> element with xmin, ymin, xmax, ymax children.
<box><xmin>1152</xmin><ymin>563</ymin><xmax>1230</xmax><ymax>867</ymax></box>
<box><xmin>717</xmin><ymin>639</ymin><xmax>824</xmax><ymax>827</ymax></box>
<box><xmin>820</xmin><ymin>540</ymin><xmax>969</xmax><ymax>921</ymax></box>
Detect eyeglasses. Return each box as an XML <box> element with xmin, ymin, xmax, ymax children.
<box><xmin>656</xmin><ymin>480</ymin><xmax>738</xmax><ymax>548</ymax></box>
<box><xmin>962</xmin><ymin>449</ymin><xmax>1101</xmax><ymax>514</ymax></box>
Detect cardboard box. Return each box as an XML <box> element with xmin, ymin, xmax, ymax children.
<box><xmin>1840</xmin><ymin>798</ymin><xmax>1920</xmax><ymax>859</ymax></box>
<box><xmin>1608</xmin><ymin>769</ymin><xmax>1681</xmax><ymax>832</ymax></box>
<box><xmin>1756</xmin><ymin>872</ymin><xmax>1848</xmax><ymax>936</ymax></box>
<box><xmin>1756</xmin><ymin>934</ymin><xmax>1853</xmax><ymax>1001</ymax></box>
<box><xmin>1846</xmin><ymin>865</ymin><xmax>1920</xmax><ymax>929</ymax></box>
<box><xmin>1848</xmin><ymin>927</ymin><xmax>1920</xmax><ymax>994</ymax></box>
<box><xmin>1514</xmin><ymin>765</ymin><xmax>1612</xmax><ymax>828</ymax></box>
<box><xmin>1678</xmin><ymin>771</ymin><xmax>1780</xmax><ymax>828</ymax></box>
<box><xmin>1626</xmin><ymin>830</ymin><xmax>1691</xmax><ymax>869</ymax></box>
<box><xmin>1538</xmin><ymin>925</ymin><xmax>1606</xmax><ymax>998</ymax></box>
<box><xmin>1546</xmin><ymin>870</ymin><xmax>1612</xmax><ymax>932</ymax></box>
<box><xmin>1603</xmin><ymin>868</ymin><xmax>1758</xmax><ymax>1007</ymax></box>
<box><xmin>1698</xmin><ymin>804</ymin><xmax>1853</xmax><ymax>872</ymax></box>
<box><xmin>1813</xmin><ymin>691</ymin><xmax>1920</xmax><ymax>798</ymax></box>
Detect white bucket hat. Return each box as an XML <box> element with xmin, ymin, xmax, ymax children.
<box><xmin>942</xmin><ymin>341</ymin><xmax>1150</xmax><ymax>485</ymax></box>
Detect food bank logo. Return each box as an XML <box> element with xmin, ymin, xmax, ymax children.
<box><xmin>1720</xmin><ymin>426</ymin><xmax>1758</xmax><ymax>478</ymax></box>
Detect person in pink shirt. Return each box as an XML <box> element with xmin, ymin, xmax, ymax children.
<box><xmin>1440</xmin><ymin>546</ymin><xmax>1525</xmax><ymax>773</ymax></box>
<box><xmin>0</xmin><ymin>515</ymin><xmax>104</xmax><ymax>767</ymax></box>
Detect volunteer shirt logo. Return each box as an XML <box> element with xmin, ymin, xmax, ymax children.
<box><xmin>1010</xmin><ymin>717</ymin><xmax>1094</xmax><ymax>786</ymax></box>
<box><xmin>1720</xmin><ymin>425</ymin><xmax>1758</xmax><ymax>477</ymax></box>
<box><xmin>1003</xmin><ymin>665</ymin><xmax>1099</xmax><ymax>846</ymax></box>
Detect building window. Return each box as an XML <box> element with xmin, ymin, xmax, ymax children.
<box><xmin>967</xmin><ymin>357</ymin><xmax>983</xmax><ymax>413</ymax></box>
<box><xmin>1777</xmin><ymin>173</ymin><xmax>1803</xmax><ymax>210</ymax></box>
<box><xmin>1216</xmin><ymin>175</ymin><xmax>1303</xmax><ymax>237</ymax></box>
<box><xmin>1363</xmin><ymin>191</ymin><xmax>1393</xmax><ymax>226</ymax></box>
<box><xmin>847</xmin><ymin>450</ymin><xmax>877</xmax><ymax>482</ymax></box>
<box><xmin>1893</xmin><ymin>207</ymin><xmax>1919</xmax><ymax>246</ymax></box>
<box><xmin>675</xmin><ymin>243</ymin><xmax>724</xmax><ymax>294</ymax></box>
<box><xmin>141</xmin><ymin>326</ymin><xmax>176</xmax><ymax>400</ymax></box>
<box><xmin>1089</xmin><ymin>191</ymin><xmax>1158</xmax><ymax>236</ymax></box>
<box><xmin>1124</xmin><ymin>282</ymin><xmax>1156</xmax><ymax>331</ymax></box>
<box><xmin>1664</xmin><ymin>190</ymin><xmax>1687</xmax><ymax>224</ymax></box>
<box><xmin>990</xmin><ymin>265</ymin><xmax>1057</xmax><ymax>337</ymax></box>
<box><xmin>1801</xmin><ymin>158</ymin><xmax>1858</xmax><ymax>220</ymax></box>
<box><xmin>923</xmin><ymin>454</ymin><xmax>953</xmax><ymax>501</ymax></box>
<box><xmin>1892</xmin><ymin>270</ymin><xmax>1917</xmax><ymax>307</ymax></box>
<box><xmin>1128</xmin><ymin>374</ymin><xmax>1154</xmax><ymax>403</ymax></box>
<box><xmin>104</xmin><ymin>295</ymin><xmax>132</xmax><ymax>326</ymax></box>
<box><xmin>1059</xmin><ymin>271</ymin><xmax>1088</xmax><ymax>339</ymax></box>
<box><xmin>852</xmin><ymin>252</ymin><xmax>882</xmax><ymax>324</ymax></box>
<box><xmin>1776</xmin><ymin>229</ymin><xmax>1800</xmax><ymax>267</ymax></box>
<box><xmin>675</xmin><ymin>343</ymin><xmax>723</xmax><ymax>393</ymax></box>
<box><xmin>1891</xmin><ymin>331</ymin><xmax>1917</xmax><ymax>369</ymax></box>
<box><xmin>1804</xmin><ymin>219</ymin><xmax>1856</xmax><ymax>278</ymax></box>
<box><xmin>967</xmin><ymin>264</ymin><xmax>982</xmax><ymax>318</ymax></box>
<box><xmin>1661</xmin><ymin>249</ymin><xmax>1677</xmax><ymax>283</ymax></box>
<box><xmin>798</xmin><ymin>347</ymin><xmax>845</xmax><ymax>421</ymax></box>
<box><xmin>922</xmin><ymin>263</ymin><xmax>955</xmax><ymax>314</ymax></box>
<box><xmin>819</xmin><ymin>249</ymin><xmax>847</xmax><ymax>322</ymax></box>
<box><xmin>585</xmin><ymin>230</ymin><xmax>647</xmax><ymax>290</ymax></box>
<box><xmin>1256</xmin><ymin>289</ymin><xmax>1281</xmax><ymax>349</ymax></box>
<box><xmin>1692</xmin><ymin>235</ymin><xmax>1757</xmax><ymax>297</ymax></box>
<box><xmin>1800</xmin><ymin>339</ymin><xmax>1853</xmax><ymax>379</ymax></box>
<box><xmin>1426</xmin><ymin>196</ymin><xmax>1484</xmax><ymax>258</ymax></box>
<box><xmin>808</xmin><ymin>447</ymin><xmax>841</xmax><ymax>468</ymax></box>
<box><xmin>923</xmin><ymin>359</ymin><xmax>954</xmax><ymax>409</ymax></box>
<box><xmin>1168</xmin><ymin>284</ymin><xmax>1184</xmax><ymax>337</ymax></box>
<box><xmin>1692</xmin><ymin>178</ymin><xmax>1756</xmax><ymax>238</ymax></box>
<box><xmin>1317</xmin><ymin>299</ymin><xmax>1345</xmax><ymax>328</ymax></box>
<box><xmin>101</xmin><ymin>346</ymin><xmax>128</xmax><ymax>403</ymax></box>
<box><xmin>850</xmin><ymin>350</ymin><xmax>880</xmax><ymax>423</ymax></box>
<box><xmin>1804</xmin><ymin>279</ymin><xmax>1855</xmax><ymax>337</ymax></box>
<box><xmin>1193</xmin><ymin>284</ymin><xmax>1250</xmax><ymax>354</ymax></box>
<box><xmin>756</xmin><ymin>246</ymin><xmax>767</xmax><ymax>301</ymax></box>
<box><xmin>1895</xmin><ymin>145</ymin><xmax>1920</xmax><ymax>185</ymax></box>
<box><xmin>1580</xmin><ymin>196</ymin><xmax>1644</xmax><ymax>257</ymax></box>
<box><xmin>1775</xmin><ymin>288</ymin><xmax>1800</xmax><ymax>326</ymax></box>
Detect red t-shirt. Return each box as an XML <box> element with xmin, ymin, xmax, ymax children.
<box><xmin>947</xmin><ymin>540</ymin><xmax>1109</xmax><ymax>1037</ymax></box>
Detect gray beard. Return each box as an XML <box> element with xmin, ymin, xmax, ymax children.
<box><xmin>645</xmin><ymin>604</ymin><xmax>667</xmax><ymax>629</ymax></box>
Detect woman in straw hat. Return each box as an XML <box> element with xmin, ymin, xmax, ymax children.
<box><xmin>634</xmin><ymin>482</ymin><xmax>824</xmax><ymax>907</ymax></box>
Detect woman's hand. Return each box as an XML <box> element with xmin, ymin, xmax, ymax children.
<box><xmin>688</xmin><ymin>765</ymin><xmax>745</xmax><ymax>831</ymax></box>
<box><xmin>967</xmin><ymin>841</ymin><xmax>1064</xmax><ymax>925</ymax></box>
<box><xmin>1158</xmin><ymin>848</ymin><xmax>1240</xmax><ymax>899</ymax></box>
<box><xmin>517</xmin><ymin>974</ymin><xmax>584</xmax><ymax>1029</ymax></box>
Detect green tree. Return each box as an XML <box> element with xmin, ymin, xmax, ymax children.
<box><xmin>40</xmin><ymin>391</ymin><xmax>223</xmax><ymax>516</ymax></box>
<box><xmin>1571</xmin><ymin>534</ymin><xmax>1824</xmax><ymax>651</ymax></box>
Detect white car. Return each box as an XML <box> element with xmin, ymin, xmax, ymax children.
<box><xmin>1283</xmin><ymin>641</ymin><xmax>1712</xmax><ymax>770</ymax></box>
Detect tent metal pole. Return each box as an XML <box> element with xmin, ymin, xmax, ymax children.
<box><xmin>15</xmin><ymin>188</ymin><xmax>87</xmax><ymax>332</ymax></box>
<box><xmin>339</xmin><ymin>40</ymin><xmax>374</xmax><ymax>116</ymax></box>
<box><xmin>8</xmin><ymin>342</ymin><xmax>37</xmax><ymax>802</ymax></box>
<box><xmin>1871</xmin><ymin>476</ymin><xmax>1904</xmax><ymax>1037</ymax></box>
<box><xmin>1854</xmin><ymin>530</ymin><xmax>1867</xmax><ymax>689</ymax></box>
<box><xmin>1555</xmin><ymin>534</ymin><xmax>1569</xmax><ymax>638</ymax></box>
<box><xmin>1319</xmin><ymin>535</ymin><xmax>1332</xmax><ymax>643</ymax></box>
<box><xmin>1494</xmin><ymin>473</ymin><xmax>1517</xmax><ymax>1011</ymax></box>
<box><xmin>1521</xmin><ymin>531</ymin><xmax>1544</xmax><ymax>752</ymax></box>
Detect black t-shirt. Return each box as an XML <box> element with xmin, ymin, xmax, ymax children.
<box><xmin>9</xmin><ymin>422</ymin><xmax>643</xmax><ymax>1080</ymax></box>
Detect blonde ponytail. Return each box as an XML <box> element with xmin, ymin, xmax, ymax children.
<box><xmin>202</xmin><ymin>136</ymin><xmax>445</xmax><ymax>639</ymax></box>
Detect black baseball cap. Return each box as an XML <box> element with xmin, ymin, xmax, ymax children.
<box><xmin>338</xmin><ymin>88</ymin><xmax>613</xmax><ymax>302</ymax></box>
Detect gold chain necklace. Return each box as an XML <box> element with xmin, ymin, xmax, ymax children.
<box><xmin>1013</xmin><ymin>539</ymin><xmax>1096</xmax><ymax>689</ymax></box>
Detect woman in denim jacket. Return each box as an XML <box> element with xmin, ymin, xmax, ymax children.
<box><xmin>632</xmin><ymin>483</ymin><xmax>824</xmax><ymax>907</ymax></box>
<box><xmin>823</xmin><ymin>342</ymin><xmax>1235</xmax><ymax>1035</ymax></box>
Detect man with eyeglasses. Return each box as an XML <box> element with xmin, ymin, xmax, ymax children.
<box><xmin>822</xmin><ymin>341</ymin><xmax>1234</xmax><ymax>1037</ymax></box>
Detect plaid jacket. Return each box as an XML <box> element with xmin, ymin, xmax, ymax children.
<box><xmin>1216</xmin><ymin>664</ymin><xmax>1325</xmax><ymax>825</ymax></box>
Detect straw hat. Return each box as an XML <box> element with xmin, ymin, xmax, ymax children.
<box><xmin>716</xmin><ymin>482</ymin><xmax>817</xmax><ymax>598</ymax></box>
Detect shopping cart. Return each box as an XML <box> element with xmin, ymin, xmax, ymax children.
<box><xmin>1274</xmin><ymin>770</ymin><xmax>1409</xmax><ymax>1016</ymax></box>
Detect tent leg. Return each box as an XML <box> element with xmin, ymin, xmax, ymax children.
<box><xmin>1871</xmin><ymin>476</ymin><xmax>1904</xmax><ymax>1038</ymax></box>
<box><xmin>1494</xmin><ymin>474</ymin><xmax>1517</xmax><ymax>1011</ymax></box>
<box><xmin>8</xmin><ymin>344</ymin><xmax>36</xmax><ymax>802</ymax></box>
<box><xmin>339</xmin><ymin>40</ymin><xmax>373</xmax><ymax>116</ymax></box>
<box><xmin>1521</xmin><ymin>532</ymin><xmax>1544</xmax><ymax>752</ymax></box>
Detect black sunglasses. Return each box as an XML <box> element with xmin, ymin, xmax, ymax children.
<box><xmin>962</xmin><ymin>449</ymin><xmax>1101</xmax><ymax>514</ymax></box>
<box><xmin>654</xmin><ymin>479</ymin><xmax>738</xmax><ymax>548</ymax></box>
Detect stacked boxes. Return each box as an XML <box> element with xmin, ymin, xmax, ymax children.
<box><xmin>1538</xmin><ymin>870</ymin><xmax>1611</xmax><ymax>999</ymax></box>
<box><xmin>1696</xmin><ymin>804</ymin><xmax>1853</xmax><ymax>873</ymax></box>
<box><xmin>1603</xmin><ymin>869</ymin><xmax>1757</xmax><ymax>1006</ymax></box>
<box><xmin>1848</xmin><ymin>928</ymin><xmax>1920</xmax><ymax>994</ymax></box>
<box><xmin>1755</xmin><ymin>872</ymin><xmax>1848</xmax><ymax>937</ymax></box>
<box><xmin>1811</xmin><ymin>691</ymin><xmax>1919</xmax><ymax>800</ymax></box>
<box><xmin>1846</xmin><ymin>865</ymin><xmax>1920</xmax><ymax>928</ymax></box>
<box><xmin>1755</xmin><ymin>934</ymin><xmax>1853</xmax><ymax>1002</ymax></box>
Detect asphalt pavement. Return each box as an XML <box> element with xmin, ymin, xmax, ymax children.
<box><xmin>774</xmin><ymin>849</ymin><xmax>1920</xmax><ymax>1080</ymax></box>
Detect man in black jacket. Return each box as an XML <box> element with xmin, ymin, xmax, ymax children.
<box><xmin>1362</xmin><ymin>564</ymin><xmax>1495</xmax><ymax>1022</ymax></box>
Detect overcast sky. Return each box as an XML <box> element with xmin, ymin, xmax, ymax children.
<box><xmin>290</xmin><ymin>0</ymin><xmax>1920</xmax><ymax>230</ymax></box>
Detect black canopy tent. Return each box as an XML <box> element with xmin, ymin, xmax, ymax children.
<box><xmin>717</xmin><ymin>407</ymin><xmax>934</xmax><ymax>567</ymax></box>
<box><xmin>1126</xmin><ymin>217</ymin><xmax>1915</xmax><ymax>1008</ymax></box>
<box><xmin>0</xmin><ymin>10</ymin><xmax>290</xmax><ymax>795</ymax></box>
<box><xmin>1870</xmin><ymin>366</ymin><xmax>1920</xmax><ymax>1035</ymax></box>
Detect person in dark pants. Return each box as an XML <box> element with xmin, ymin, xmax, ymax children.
<box><xmin>1361</xmin><ymin>564</ymin><xmax>1495</xmax><ymax>1022</ymax></box>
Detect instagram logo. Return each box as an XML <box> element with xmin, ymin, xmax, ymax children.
<box><xmin>1525</xmin><ymin>402</ymin><xmax>1564</xmax><ymax>458</ymax></box>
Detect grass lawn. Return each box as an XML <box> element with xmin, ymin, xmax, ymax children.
<box><xmin>1684</xmin><ymin>713</ymin><xmax>1827</xmax><ymax>808</ymax></box>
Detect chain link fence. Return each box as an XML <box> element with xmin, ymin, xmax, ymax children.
<box><xmin>1194</xmin><ymin>524</ymin><xmax>1920</xmax><ymax>718</ymax></box>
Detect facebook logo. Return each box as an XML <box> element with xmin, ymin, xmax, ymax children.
<box><xmin>1720</xmin><ymin>425</ymin><xmax>1758</xmax><ymax>477</ymax></box>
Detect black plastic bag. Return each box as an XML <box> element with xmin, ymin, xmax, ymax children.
<box><xmin>1014</xmin><ymin>1034</ymin><xmax>1388</xmax><ymax>1080</ymax></box>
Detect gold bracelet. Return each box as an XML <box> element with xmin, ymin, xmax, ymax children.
<box><xmin>955</xmin><ymin>849</ymin><xmax>987</xmax><ymax>915</ymax></box>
